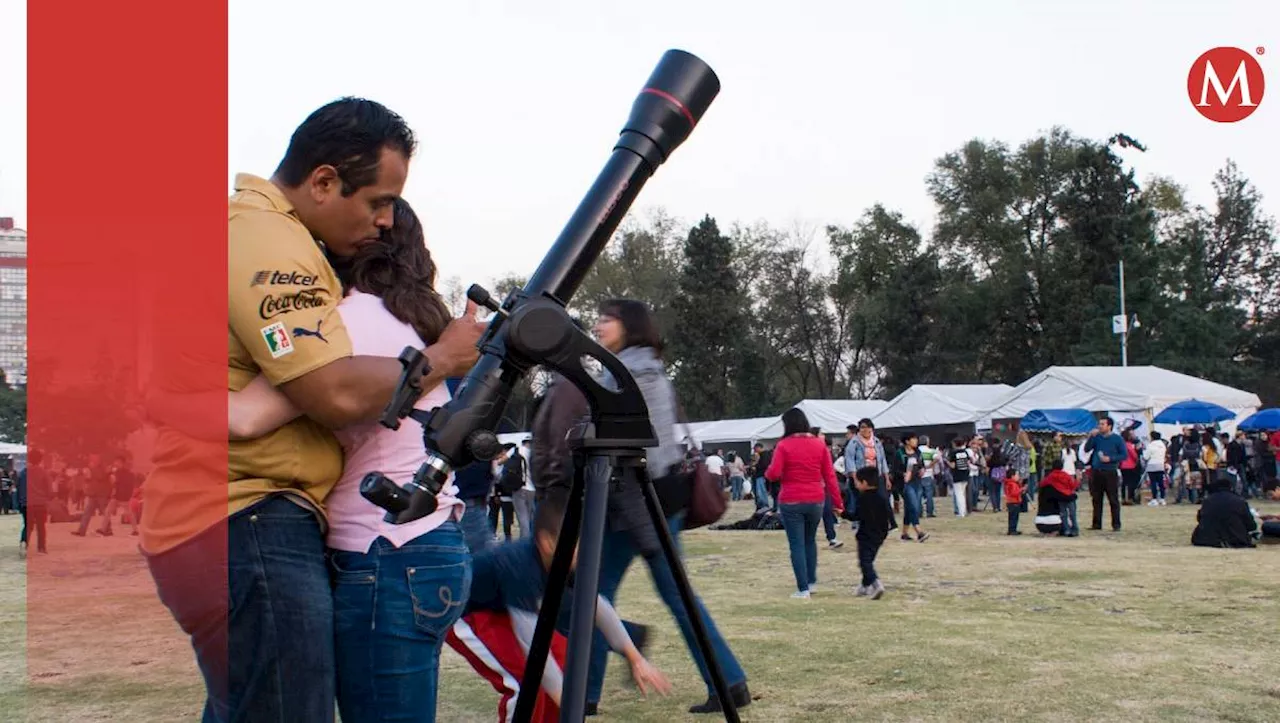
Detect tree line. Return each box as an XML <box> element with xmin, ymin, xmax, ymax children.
<box><xmin>444</xmin><ymin>126</ymin><xmax>1280</xmax><ymax>425</ymax></box>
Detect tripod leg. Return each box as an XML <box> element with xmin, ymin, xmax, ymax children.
<box><xmin>636</xmin><ymin>470</ymin><xmax>741</xmax><ymax>723</ymax></box>
<box><xmin>559</xmin><ymin>455</ymin><xmax>611</xmax><ymax>723</ymax></box>
<box><xmin>512</xmin><ymin>461</ymin><xmax>586</xmax><ymax>723</ymax></box>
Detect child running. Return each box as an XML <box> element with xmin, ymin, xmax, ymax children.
<box><xmin>447</xmin><ymin>496</ymin><xmax>671</xmax><ymax>722</ymax></box>
<box><xmin>853</xmin><ymin>466</ymin><xmax>892</xmax><ymax>599</ymax></box>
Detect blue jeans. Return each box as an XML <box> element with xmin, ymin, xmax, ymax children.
<box><xmin>459</xmin><ymin>499</ymin><xmax>492</xmax><ymax>553</ymax></box>
<box><xmin>822</xmin><ymin>496</ymin><xmax>838</xmax><ymax>542</ymax></box>
<box><xmin>587</xmin><ymin>513</ymin><xmax>746</xmax><ymax>703</ymax></box>
<box><xmin>146</xmin><ymin>495</ymin><xmax>336</xmax><ymax>723</ymax></box>
<box><xmin>1061</xmin><ymin>499</ymin><xmax>1079</xmax><ymax>535</ymax></box>
<box><xmin>752</xmin><ymin>477</ymin><xmax>769</xmax><ymax>510</ymax></box>
<box><xmin>923</xmin><ymin>477</ymin><xmax>936</xmax><ymax>516</ymax></box>
<box><xmin>1007</xmin><ymin>505</ymin><xmax>1020</xmax><ymax>533</ymax></box>
<box><xmin>780</xmin><ymin>503</ymin><xmax>822</xmax><ymax>591</ymax></box>
<box><xmin>729</xmin><ymin>476</ymin><xmax>745</xmax><ymax>501</ymax></box>
<box><xmin>902</xmin><ymin>481</ymin><xmax>923</xmax><ymax>527</ymax></box>
<box><xmin>330</xmin><ymin>523</ymin><xmax>471</xmax><ymax>723</ymax></box>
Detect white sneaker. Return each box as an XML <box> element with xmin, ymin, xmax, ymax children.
<box><xmin>807</xmin><ymin>584</ymin><xmax>818</xmax><ymax>594</ymax></box>
<box><xmin>1147</xmin><ymin>500</ymin><xmax>1158</xmax><ymax>507</ymax></box>
<box><xmin>1160</xmin><ymin>499</ymin><xmax>1167</xmax><ymax>506</ymax></box>
<box><xmin>854</xmin><ymin>585</ymin><xmax>868</xmax><ymax>597</ymax></box>
<box><xmin>870</xmin><ymin>580</ymin><xmax>885</xmax><ymax>600</ymax></box>
<box><xmin>791</xmin><ymin>590</ymin><xmax>811</xmax><ymax>599</ymax></box>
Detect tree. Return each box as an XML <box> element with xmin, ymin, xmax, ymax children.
<box><xmin>668</xmin><ymin>215</ymin><xmax>750</xmax><ymax>420</ymax></box>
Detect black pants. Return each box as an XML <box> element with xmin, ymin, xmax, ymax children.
<box><xmin>1007</xmin><ymin>505</ymin><xmax>1021</xmax><ymax>534</ymax></box>
<box><xmin>488</xmin><ymin>496</ymin><xmax>514</xmax><ymax>541</ymax></box>
<box><xmin>856</xmin><ymin>536</ymin><xmax>882</xmax><ymax>587</ymax></box>
<box><xmin>21</xmin><ymin>505</ymin><xmax>48</xmax><ymax>552</ymax></box>
<box><xmin>1121</xmin><ymin>468</ymin><xmax>1142</xmax><ymax>503</ymax></box>
<box><xmin>1089</xmin><ymin>470</ymin><xmax>1122</xmax><ymax>530</ymax></box>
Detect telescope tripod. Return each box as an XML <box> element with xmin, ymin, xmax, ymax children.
<box><xmin>512</xmin><ymin>433</ymin><xmax>740</xmax><ymax>723</ymax></box>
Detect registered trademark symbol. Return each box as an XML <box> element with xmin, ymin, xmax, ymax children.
<box><xmin>1257</xmin><ymin>46</ymin><xmax>1265</xmax><ymax>55</ymax></box>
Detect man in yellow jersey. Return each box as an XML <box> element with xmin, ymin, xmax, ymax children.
<box><xmin>142</xmin><ymin>98</ymin><xmax>484</xmax><ymax>722</ymax></box>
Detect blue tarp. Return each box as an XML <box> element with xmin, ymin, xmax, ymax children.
<box><xmin>1019</xmin><ymin>408</ymin><xmax>1097</xmax><ymax>435</ymax></box>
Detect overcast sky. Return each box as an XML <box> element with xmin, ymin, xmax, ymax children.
<box><xmin>3</xmin><ymin>1</ymin><xmax>1276</xmax><ymax>290</ymax></box>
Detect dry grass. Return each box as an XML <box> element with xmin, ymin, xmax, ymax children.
<box><xmin>1</xmin><ymin>498</ymin><xmax>1278</xmax><ymax>722</ymax></box>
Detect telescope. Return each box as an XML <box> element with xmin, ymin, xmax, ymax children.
<box><xmin>360</xmin><ymin>48</ymin><xmax>721</xmax><ymax>523</ymax></box>
<box><xmin>361</xmin><ymin>49</ymin><xmax>737</xmax><ymax>723</ymax></box>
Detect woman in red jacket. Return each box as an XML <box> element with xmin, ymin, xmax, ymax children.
<box><xmin>765</xmin><ymin>408</ymin><xmax>843</xmax><ymax>599</ymax></box>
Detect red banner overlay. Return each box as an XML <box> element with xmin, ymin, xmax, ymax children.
<box><xmin>28</xmin><ymin>1</ymin><xmax>228</xmax><ymax>719</ymax></box>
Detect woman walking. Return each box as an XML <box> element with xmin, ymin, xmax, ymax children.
<box><xmin>581</xmin><ymin>299</ymin><xmax>751</xmax><ymax>715</ymax></box>
<box><xmin>764</xmin><ymin>408</ymin><xmax>844</xmax><ymax>598</ymax></box>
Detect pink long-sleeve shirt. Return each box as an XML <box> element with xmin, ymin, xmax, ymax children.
<box><xmin>325</xmin><ymin>290</ymin><xmax>463</xmax><ymax>553</ymax></box>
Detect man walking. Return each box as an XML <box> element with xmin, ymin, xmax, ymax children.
<box><xmin>1084</xmin><ymin>416</ymin><xmax>1126</xmax><ymax>531</ymax></box>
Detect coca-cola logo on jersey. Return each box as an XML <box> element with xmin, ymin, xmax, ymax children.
<box><xmin>259</xmin><ymin>288</ymin><xmax>327</xmax><ymax>319</ymax></box>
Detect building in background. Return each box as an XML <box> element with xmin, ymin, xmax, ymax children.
<box><xmin>0</xmin><ymin>218</ymin><xmax>26</xmax><ymax>387</ymax></box>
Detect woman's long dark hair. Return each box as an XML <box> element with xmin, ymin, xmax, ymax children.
<box><xmin>329</xmin><ymin>197</ymin><xmax>451</xmax><ymax>345</ymax></box>
<box><xmin>781</xmin><ymin>407</ymin><xmax>811</xmax><ymax>437</ymax></box>
<box><xmin>597</xmin><ymin>299</ymin><xmax>664</xmax><ymax>356</ymax></box>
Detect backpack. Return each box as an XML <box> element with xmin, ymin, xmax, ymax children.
<box><xmin>498</xmin><ymin>454</ymin><xmax>526</xmax><ymax>496</ymax></box>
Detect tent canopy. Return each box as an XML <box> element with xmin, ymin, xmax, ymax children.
<box><xmin>872</xmin><ymin>384</ymin><xmax>1013</xmax><ymax>429</ymax></box>
<box><xmin>1019</xmin><ymin>408</ymin><xmax>1097</xmax><ymax>435</ymax></box>
<box><xmin>752</xmin><ymin>399</ymin><xmax>889</xmax><ymax>439</ymax></box>
<box><xmin>974</xmin><ymin>366</ymin><xmax>1260</xmax><ymax>423</ymax></box>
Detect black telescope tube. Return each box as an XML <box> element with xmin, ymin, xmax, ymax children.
<box><xmin>526</xmin><ymin>48</ymin><xmax>720</xmax><ymax>302</ymax></box>
<box><xmin>413</xmin><ymin>50</ymin><xmax>720</xmax><ymax>479</ymax></box>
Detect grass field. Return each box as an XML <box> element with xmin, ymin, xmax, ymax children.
<box><xmin>0</xmin><ymin>498</ymin><xmax>1277</xmax><ymax>722</ymax></box>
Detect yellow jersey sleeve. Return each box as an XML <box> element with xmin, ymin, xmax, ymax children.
<box><xmin>228</xmin><ymin>211</ymin><xmax>353</xmax><ymax>384</ymax></box>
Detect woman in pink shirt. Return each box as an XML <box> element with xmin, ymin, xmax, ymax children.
<box><xmin>229</xmin><ymin>199</ymin><xmax>468</xmax><ymax>723</ymax></box>
<box><xmin>765</xmin><ymin>408</ymin><xmax>843</xmax><ymax>599</ymax></box>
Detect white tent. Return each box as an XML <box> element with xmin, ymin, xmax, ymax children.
<box><xmin>871</xmin><ymin>384</ymin><xmax>1013</xmax><ymax>429</ymax></box>
<box><xmin>972</xmin><ymin>366</ymin><xmax>1261</xmax><ymax>429</ymax></box>
<box><xmin>752</xmin><ymin>399</ymin><xmax>890</xmax><ymax>439</ymax></box>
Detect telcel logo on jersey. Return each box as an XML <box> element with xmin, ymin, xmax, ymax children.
<box><xmin>1187</xmin><ymin>46</ymin><xmax>1266</xmax><ymax>123</ymax></box>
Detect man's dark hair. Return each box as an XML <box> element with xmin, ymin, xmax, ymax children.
<box><xmin>901</xmin><ymin>431</ymin><xmax>918</xmax><ymax>443</ymax></box>
<box><xmin>274</xmin><ymin>97</ymin><xmax>416</xmax><ymax>196</ymax></box>
<box><xmin>855</xmin><ymin>466</ymin><xmax>880</xmax><ymax>488</ymax></box>
<box><xmin>1150</xmin><ymin>431</ymin><xmax>1162</xmax><ymax>441</ymax></box>
<box><xmin>781</xmin><ymin>408</ymin><xmax>812</xmax><ymax>437</ymax></box>
<box><xmin>1052</xmin><ymin>459</ymin><xmax>1064</xmax><ymax>471</ymax></box>
<box><xmin>1100</xmin><ymin>415</ymin><xmax>1114</xmax><ymax>429</ymax></box>
<box><xmin>597</xmin><ymin>299</ymin><xmax>664</xmax><ymax>355</ymax></box>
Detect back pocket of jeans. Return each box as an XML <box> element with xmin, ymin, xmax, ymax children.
<box><xmin>405</xmin><ymin>560</ymin><xmax>471</xmax><ymax>639</ymax></box>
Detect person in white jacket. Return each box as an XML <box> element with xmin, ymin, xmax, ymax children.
<box><xmin>1145</xmin><ymin>432</ymin><xmax>1170</xmax><ymax>506</ymax></box>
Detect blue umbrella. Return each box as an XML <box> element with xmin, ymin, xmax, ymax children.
<box><xmin>1152</xmin><ymin>399</ymin><xmax>1237</xmax><ymax>425</ymax></box>
<box><xmin>1238</xmin><ymin>408</ymin><xmax>1280</xmax><ymax>432</ymax></box>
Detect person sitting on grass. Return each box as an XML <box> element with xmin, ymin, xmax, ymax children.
<box><xmin>1004</xmin><ymin>469</ymin><xmax>1026</xmax><ymax>536</ymax></box>
<box><xmin>852</xmin><ymin>466</ymin><xmax>892</xmax><ymax>600</ymax></box>
<box><xmin>1190</xmin><ymin>474</ymin><xmax>1258</xmax><ymax>549</ymax></box>
<box><xmin>447</xmin><ymin>495</ymin><xmax>672</xmax><ymax>722</ymax></box>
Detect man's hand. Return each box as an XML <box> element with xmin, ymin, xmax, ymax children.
<box><xmin>626</xmin><ymin>653</ymin><xmax>673</xmax><ymax>698</ymax></box>
<box><xmin>426</xmin><ymin>301</ymin><xmax>487</xmax><ymax>377</ymax></box>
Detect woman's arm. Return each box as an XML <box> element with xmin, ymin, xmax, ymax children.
<box><xmin>821</xmin><ymin>449</ymin><xmax>842</xmax><ymax>511</ymax></box>
<box><xmin>229</xmin><ymin>375</ymin><xmax>303</xmax><ymax>440</ymax></box>
<box><xmin>764</xmin><ymin>441</ymin><xmax>786</xmax><ymax>483</ymax></box>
